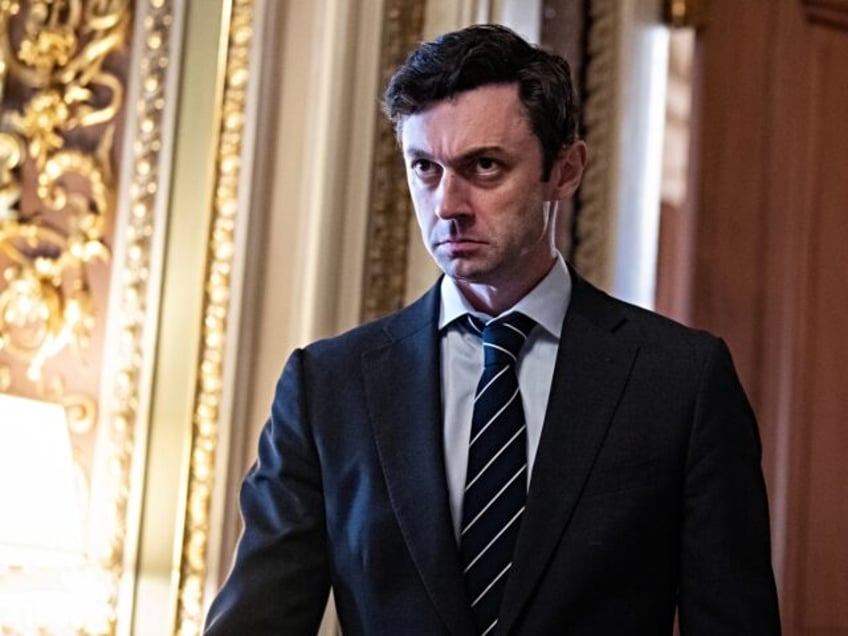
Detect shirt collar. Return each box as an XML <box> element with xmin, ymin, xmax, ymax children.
<box><xmin>438</xmin><ymin>252</ymin><xmax>571</xmax><ymax>339</ymax></box>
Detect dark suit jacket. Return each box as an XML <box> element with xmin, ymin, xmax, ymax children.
<box><xmin>204</xmin><ymin>271</ymin><xmax>780</xmax><ymax>635</ymax></box>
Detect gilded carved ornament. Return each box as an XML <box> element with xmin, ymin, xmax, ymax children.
<box><xmin>0</xmin><ymin>0</ymin><xmax>128</xmax><ymax>380</ymax></box>
<box><xmin>0</xmin><ymin>2</ymin><xmax>130</xmax><ymax>633</ymax></box>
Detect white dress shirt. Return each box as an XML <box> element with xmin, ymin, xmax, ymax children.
<box><xmin>438</xmin><ymin>254</ymin><xmax>572</xmax><ymax>541</ymax></box>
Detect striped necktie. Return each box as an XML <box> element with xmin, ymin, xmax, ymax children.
<box><xmin>460</xmin><ymin>312</ymin><xmax>535</xmax><ymax>636</ymax></box>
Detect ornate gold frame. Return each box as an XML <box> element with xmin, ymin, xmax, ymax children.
<box><xmin>360</xmin><ymin>0</ymin><xmax>427</xmax><ymax>321</ymax></box>
<box><xmin>0</xmin><ymin>0</ymin><xmax>186</xmax><ymax>633</ymax></box>
<box><xmin>573</xmin><ymin>0</ymin><xmax>622</xmax><ymax>291</ymax></box>
<box><xmin>99</xmin><ymin>0</ymin><xmax>184</xmax><ymax>631</ymax></box>
<box><xmin>172</xmin><ymin>0</ymin><xmax>255</xmax><ymax>633</ymax></box>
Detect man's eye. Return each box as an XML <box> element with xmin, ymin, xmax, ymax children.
<box><xmin>411</xmin><ymin>159</ymin><xmax>438</xmax><ymax>176</ymax></box>
<box><xmin>474</xmin><ymin>157</ymin><xmax>500</xmax><ymax>174</ymax></box>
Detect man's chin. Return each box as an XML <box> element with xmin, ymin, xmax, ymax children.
<box><xmin>443</xmin><ymin>266</ymin><xmax>491</xmax><ymax>285</ymax></box>
<box><xmin>435</xmin><ymin>253</ymin><xmax>498</xmax><ymax>284</ymax></box>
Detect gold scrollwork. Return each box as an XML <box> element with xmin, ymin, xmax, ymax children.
<box><xmin>62</xmin><ymin>389</ymin><xmax>96</xmax><ymax>433</ymax></box>
<box><xmin>0</xmin><ymin>0</ymin><xmax>128</xmax><ymax>379</ymax></box>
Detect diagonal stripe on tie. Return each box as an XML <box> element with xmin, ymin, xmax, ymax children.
<box><xmin>469</xmin><ymin>386</ymin><xmax>521</xmax><ymax>446</ymax></box>
<box><xmin>460</xmin><ymin>312</ymin><xmax>535</xmax><ymax>634</ymax></box>
<box><xmin>464</xmin><ymin>424</ymin><xmax>526</xmax><ymax>491</ymax></box>
<box><xmin>461</xmin><ymin>466</ymin><xmax>526</xmax><ymax>536</ymax></box>
<box><xmin>463</xmin><ymin>506</ymin><xmax>525</xmax><ymax>574</ymax></box>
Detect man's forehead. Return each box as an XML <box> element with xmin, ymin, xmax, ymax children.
<box><xmin>398</xmin><ymin>84</ymin><xmax>530</xmax><ymax>153</ymax></box>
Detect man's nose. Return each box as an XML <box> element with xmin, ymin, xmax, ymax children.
<box><xmin>434</xmin><ymin>172</ymin><xmax>468</xmax><ymax>220</ymax></box>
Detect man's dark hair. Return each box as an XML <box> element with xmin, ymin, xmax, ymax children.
<box><xmin>384</xmin><ymin>24</ymin><xmax>579</xmax><ymax>178</ymax></box>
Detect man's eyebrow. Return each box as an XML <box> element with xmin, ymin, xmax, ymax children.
<box><xmin>402</xmin><ymin>147</ymin><xmax>432</xmax><ymax>159</ymax></box>
<box><xmin>402</xmin><ymin>145</ymin><xmax>508</xmax><ymax>161</ymax></box>
<box><xmin>461</xmin><ymin>145</ymin><xmax>507</xmax><ymax>157</ymax></box>
<box><xmin>457</xmin><ymin>146</ymin><xmax>508</xmax><ymax>163</ymax></box>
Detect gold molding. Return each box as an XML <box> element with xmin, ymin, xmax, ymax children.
<box><xmin>173</xmin><ymin>0</ymin><xmax>255</xmax><ymax>633</ymax></box>
<box><xmin>360</xmin><ymin>0</ymin><xmax>426</xmax><ymax>322</ymax></box>
<box><xmin>573</xmin><ymin>0</ymin><xmax>622</xmax><ymax>291</ymax></box>
<box><xmin>100</xmin><ymin>1</ymin><xmax>178</xmax><ymax>631</ymax></box>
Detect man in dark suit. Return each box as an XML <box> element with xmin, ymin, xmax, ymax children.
<box><xmin>205</xmin><ymin>24</ymin><xmax>780</xmax><ymax>635</ymax></box>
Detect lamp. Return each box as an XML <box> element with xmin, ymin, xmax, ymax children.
<box><xmin>0</xmin><ymin>393</ymin><xmax>85</xmax><ymax>568</ymax></box>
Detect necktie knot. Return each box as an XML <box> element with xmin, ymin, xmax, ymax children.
<box><xmin>468</xmin><ymin>312</ymin><xmax>535</xmax><ymax>367</ymax></box>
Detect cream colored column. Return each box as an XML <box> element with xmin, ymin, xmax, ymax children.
<box><xmin>239</xmin><ymin>0</ymin><xmax>385</xmax><ymax>450</ymax></box>
<box><xmin>206</xmin><ymin>0</ymin><xmax>386</xmax><ymax>634</ymax></box>
<box><xmin>132</xmin><ymin>0</ymin><xmax>225</xmax><ymax>634</ymax></box>
<box><xmin>575</xmin><ymin>0</ymin><xmax>669</xmax><ymax>304</ymax></box>
<box><xmin>608</xmin><ymin>0</ymin><xmax>668</xmax><ymax>308</ymax></box>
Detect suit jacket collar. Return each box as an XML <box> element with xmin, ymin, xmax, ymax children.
<box><xmin>362</xmin><ymin>270</ymin><xmax>638</xmax><ymax>635</ymax></box>
<box><xmin>363</xmin><ymin>285</ymin><xmax>477</xmax><ymax>635</ymax></box>
<box><xmin>497</xmin><ymin>269</ymin><xmax>638</xmax><ymax>634</ymax></box>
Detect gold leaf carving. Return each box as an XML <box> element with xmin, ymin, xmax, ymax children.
<box><xmin>0</xmin><ymin>0</ymin><xmax>128</xmax><ymax>379</ymax></box>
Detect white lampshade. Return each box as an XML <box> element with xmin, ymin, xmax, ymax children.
<box><xmin>0</xmin><ymin>393</ymin><xmax>85</xmax><ymax>568</ymax></box>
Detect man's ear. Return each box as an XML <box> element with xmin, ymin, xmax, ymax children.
<box><xmin>546</xmin><ymin>140</ymin><xmax>588</xmax><ymax>201</ymax></box>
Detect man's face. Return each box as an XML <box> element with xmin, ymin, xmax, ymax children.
<box><xmin>400</xmin><ymin>84</ymin><xmax>579</xmax><ymax>302</ymax></box>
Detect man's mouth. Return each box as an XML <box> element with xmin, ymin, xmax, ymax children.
<box><xmin>436</xmin><ymin>237</ymin><xmax>484</xmax><ymax>247</ymax></box>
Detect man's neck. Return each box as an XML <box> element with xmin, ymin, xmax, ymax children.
<box><xmin>453</xmin><ymin>257</ymin><xmax>557</xmax><ymax>316</ymax></box>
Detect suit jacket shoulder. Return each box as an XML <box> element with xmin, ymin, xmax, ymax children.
<box><xmin>568</xmin><ymin>268</ymin><xmax>717</xmax><ymax>348</ymax></box>
<box><xmin>302</xmin><ymin>283</ymin><xmax>441</xmax><ymax>365</ymax></box>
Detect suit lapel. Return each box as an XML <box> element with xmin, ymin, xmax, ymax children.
<box><xmin>363</xmin><ymin>286</ymin><xmax>476</xmax><ymax>636</ymax></box>
<box><xmin>498</xmin><ymin>273</ymin><xmax>639</xmax><ymax>634</ymax></box>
